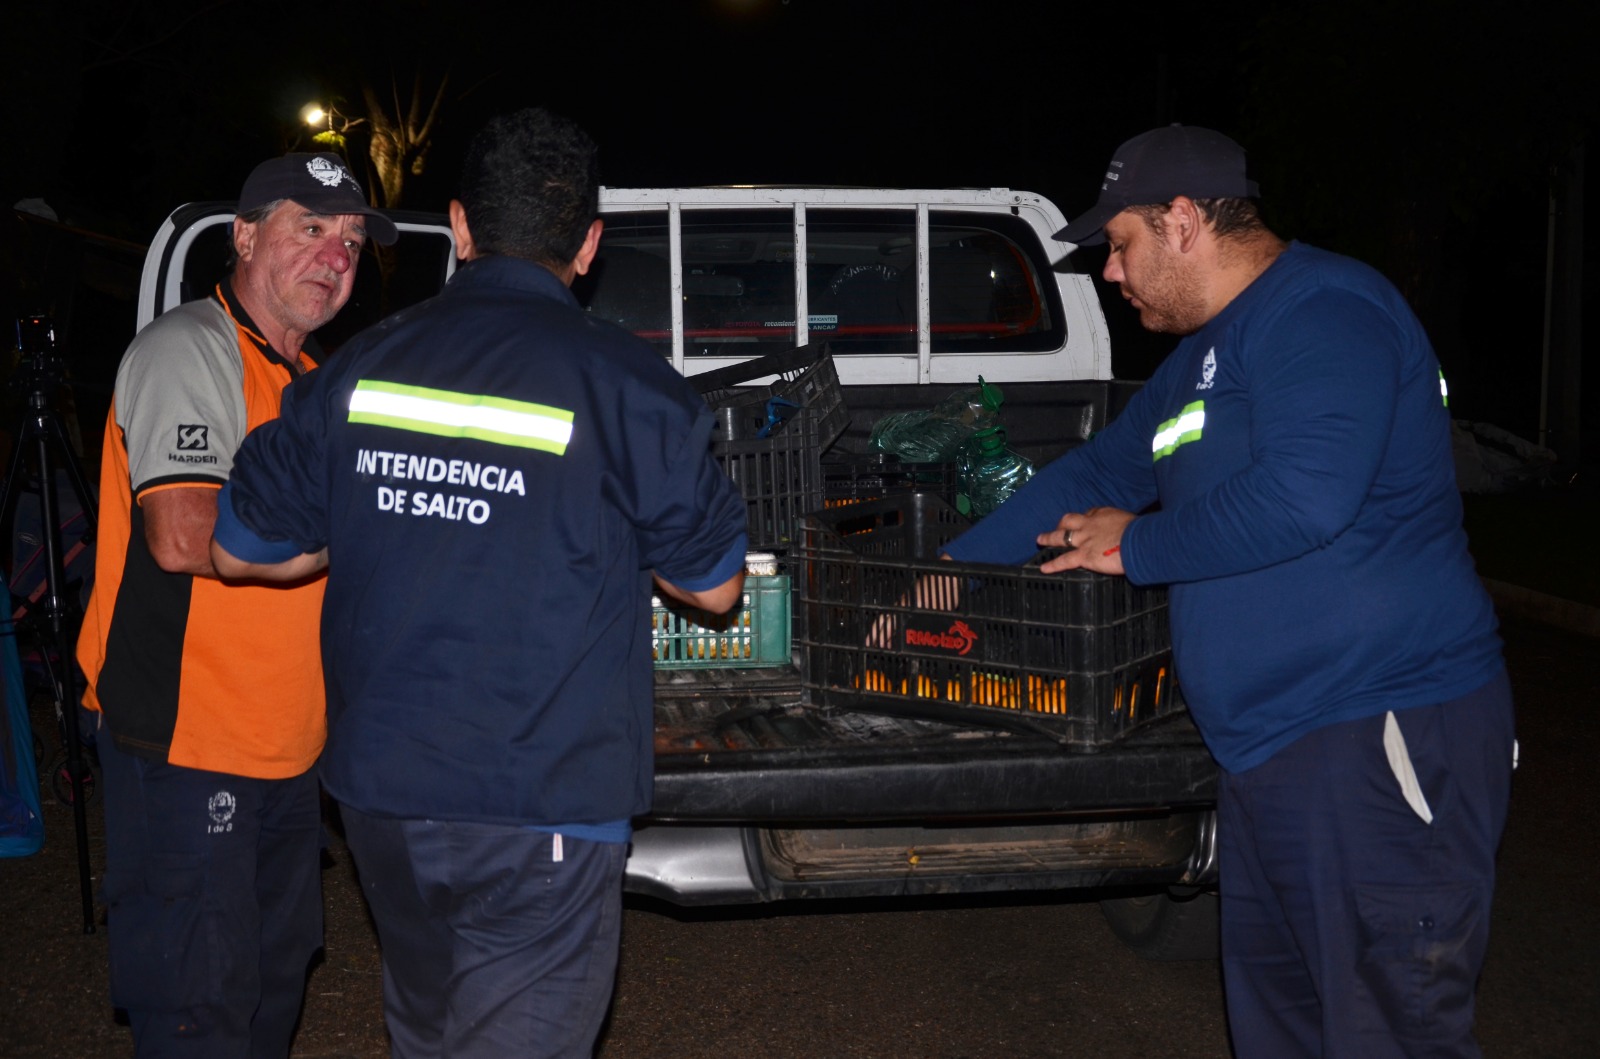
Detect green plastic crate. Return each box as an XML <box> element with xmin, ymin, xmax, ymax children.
<box><xmin>652</xmin><ymin>574</ymin><xmax>792</xmax><ymax>669</ymax></box>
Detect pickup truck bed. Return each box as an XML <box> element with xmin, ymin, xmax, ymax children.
<box><xmin>636</xmin><ymin>671</ymin><xmax>1217</xmax><ymax>904</ymax></box>
<box><xmin>623</xmin><ymin>378</ymin><xmax>1220</xmax><ymax>908</ymax></box>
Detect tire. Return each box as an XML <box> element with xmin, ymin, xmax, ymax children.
<box><xmin>1100</xmin><ymin>887</ymin><xmax>1220</xmax><ymax>961</ymax></box>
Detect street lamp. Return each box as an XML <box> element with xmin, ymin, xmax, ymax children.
<box><xmin>299</xmin><ymin>100</ymin><xmax>364</xmax><ymax>153</ymax></box>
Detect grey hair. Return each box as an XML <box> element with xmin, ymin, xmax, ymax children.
<box><xmin>225</xmin><ymin>199</ymin><xmax>285</xmax><ymax>272</ymax></box>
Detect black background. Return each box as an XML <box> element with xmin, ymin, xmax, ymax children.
<box><xmin>2</xmin><ymin>0</ymin><xmax>1594</xmax><ymax>457</ymax></box>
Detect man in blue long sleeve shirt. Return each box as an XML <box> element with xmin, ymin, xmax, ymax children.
<box><xmin>943</xmin><ymin>125</ymin><xmax>1513</xmax><ymax>1058</ymax></box>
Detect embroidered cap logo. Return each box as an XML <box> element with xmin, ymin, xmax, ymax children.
<box><xmin>306</xmin><ymin>156</ymin><xmax>352</xmax><ymax>189</ymax></box>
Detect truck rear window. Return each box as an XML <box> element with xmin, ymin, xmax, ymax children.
<box><xmin>574</xmin><ymin>208</ymin><xmax>1061</xmax><ymax>359</ymax></box>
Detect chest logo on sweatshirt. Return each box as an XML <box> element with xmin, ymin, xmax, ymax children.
<box><xmin>1196</xmin><ymin>348</ymin><xmax>1217</xmax><ymax>390</ymax></box>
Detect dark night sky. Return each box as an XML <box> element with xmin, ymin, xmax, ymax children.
<box><xmin>2</xmin><ymin>0</ymin><xmax>1594</xmax><ymax>451</ymax></box>
<box><xmin>5</xmin><ymin>0</ymin><xmax>1275</xmax><ymax>232</ymax></box>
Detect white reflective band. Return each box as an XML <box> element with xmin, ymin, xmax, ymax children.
<box><xmin>1152</xmin><ymin>402</ymin><xmax>1206</xmax><ymax>460</ymax></box>
<box><xmin>348</xmin><ymin>380</ymin><xmax>574</xmax><ymax>455</ymax></box>
<box><xmin>1439</xmin><ymin>369</ymin><xmax>1450</xmax><ymax>407</ymax></box>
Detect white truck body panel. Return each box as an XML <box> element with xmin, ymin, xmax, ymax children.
<box><xmin>139</xmin><ymin>187</ymin><xmax>1109</xmax><ymax>388</ymax></box>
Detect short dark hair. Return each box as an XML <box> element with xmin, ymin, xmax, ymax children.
<box><xmin>457</xmin><ymin>108</ymin><xmax>600</xmax><ymax>267</ymax></box>
<box><xmin>1130</xmin><ymin>197</ymin><xmax>1266</xmax><ymax>240</ymax></box>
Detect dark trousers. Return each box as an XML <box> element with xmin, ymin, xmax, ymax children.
<box><xmin>339</xmin><ymin>806</ymin><xmax>627</xmax><ymax>1059</ymax></box>
<box><xmin>1218</xmin><ymin>670</ymin><xmax>1515</xmax><ymax>1058</ymax></box>
<box><xmin>98</xmin><ymin>735</ymin><xmax>323</xmax><ymax>1058</ymax></box>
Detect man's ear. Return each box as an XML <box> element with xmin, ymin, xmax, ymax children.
<box><xmin>1166</xmin><ymin>196</ymin><xmax>1203</xmax><ymax>253</ymax></box>
<box><xmin>232</xmin><ymin>216</ymin><xmax>256</xmax><ymax>263</ymax></box>
<box><xmin>571</xmin><ymin>218</ymin><xmax>604</xmax><ymax>277</ymax></box>
<box><xmin>448</xmin><ymin>200</ymin><xmax>476</xmax><ymax>261</ymax></box>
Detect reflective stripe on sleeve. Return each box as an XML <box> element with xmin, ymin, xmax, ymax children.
<box><xmin>348</xmin><ymin>380</ymin><xmax>575</xmax><ymax>455</ymax></box>
<box><xmin>1152</xmin><ymin>401</ymin><xmax>1205</xmax><ymax>461</ymax></box>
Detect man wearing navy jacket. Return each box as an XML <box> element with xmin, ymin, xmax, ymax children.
<box><xmin>210</xmin><ymin>108</ymin><xmax>747</xmax><ymax>1058</ymax></box>
<box><xmin>942</xmin><ymin>125</ymin><xmax>1513</xmax><ymax>1058</ymax></box>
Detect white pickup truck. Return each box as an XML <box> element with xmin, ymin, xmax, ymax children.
<box><xmin>134</xmin><ymin>186</ymin><xmax>1221</xmax><ymax>959</ymax></box>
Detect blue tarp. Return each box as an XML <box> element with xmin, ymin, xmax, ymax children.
<box><xmin>1</xmin><ymin>607</ymin><xmax>43</xmax><ymax>858</ymax></box>
<box><xmin>2</xmin><ymin>470</ymin><xmax>98</xmax><ymax>859</ymax></box>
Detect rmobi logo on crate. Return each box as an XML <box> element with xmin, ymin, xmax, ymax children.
<box><xmin>905</xmin><ymin>620</ymin><xmax>978</xmax><ymax>656</ymax></box>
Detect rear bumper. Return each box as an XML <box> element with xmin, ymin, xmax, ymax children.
<box><xmin>624</xmin><ymin>809</ymin><xmax>1220</xmax><ymax>906</ymax></box>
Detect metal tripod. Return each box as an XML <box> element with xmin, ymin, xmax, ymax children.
<box><xmin>2</xmin><ymin>315</ymin><xmax>99</xmax><ymax>933</ymax></box>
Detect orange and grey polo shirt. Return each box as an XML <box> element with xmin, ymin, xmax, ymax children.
<box><xmin>76</xmin><ymin>280</ymin><xmax>327</xmax><ymax>779</ymax></box>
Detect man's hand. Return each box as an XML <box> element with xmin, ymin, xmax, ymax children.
<box><xmin>1037</xmin><ymin>507</ymin><xmax>1135</xmax><ymax>575</ymax></box>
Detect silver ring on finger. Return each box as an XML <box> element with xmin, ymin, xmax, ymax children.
<box><xmin>1066</xmin><ymin>531</ymin><xmax>1074</xmax><ymax>548</ymax></box>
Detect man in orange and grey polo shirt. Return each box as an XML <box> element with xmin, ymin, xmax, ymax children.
<box><xmin>75</xmin><ymin>152</ymin><xmax>396</xmax><ymax>1057</ymax></box>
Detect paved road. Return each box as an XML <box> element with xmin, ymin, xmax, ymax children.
<box><xmin>3</xmin><ymin>615</ymin><xmax>1595</xmax><ymax>1057</ymax></box>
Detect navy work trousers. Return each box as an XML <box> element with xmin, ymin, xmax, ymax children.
<box><xmin>97</xmin><ymin>735</ymin><xmax>323</xmax><ymax>1058</ymax></box>
<box><xmin>1218</xmin><ymin>669</ymin><xmax>1515</xmax><ymax>1058</ymax></box>
<box><xmin>338</xmin><ymin>806</ymin><xmax>627</xmax><ymax>1059</ymax></box>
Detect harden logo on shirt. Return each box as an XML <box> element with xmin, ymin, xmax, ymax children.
<box><xmin>176</xmin><ymin>424</ymin><xmax>209</xmax><ymax>450</ymax></box>
<box><xmin>169</xmin><ymin>424</ymin><xmax>218</xmax><ymax>464</ymax></box>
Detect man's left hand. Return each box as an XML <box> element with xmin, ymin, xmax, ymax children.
<box><xmin>1037</xmin><ymin>507</ymin><xmax>1135</xmax><ymax>575</ymax></box>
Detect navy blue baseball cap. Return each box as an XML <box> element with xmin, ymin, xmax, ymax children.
<box><xmin>1055</xmin><ymin>125</ymin><xmax>1260</xmax><ymax>247</ymax></box>
<box><xmin>237</xmin><ymin>152</ymin><xmax>398</xmax><ymax>245</ymax></box>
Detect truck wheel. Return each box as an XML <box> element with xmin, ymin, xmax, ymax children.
<box><xmin>1100</xmin><ymin>887</ymin><xmax>1219</xmax><ymax>961</ymax></box>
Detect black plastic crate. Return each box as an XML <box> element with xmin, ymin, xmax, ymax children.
<box><xmin>798</xmin><ymin>494</ymin><xmax>1181</xmax><ymax>747</ymax></box>
<box><xmin>821</xmin><ymin>452</ymin><xmax>959</xmax><ymax>509</ymax></box>
<box><xmin>692</xmin><ymin>344</ymin><xmax>849</xmax><ymax>550</ymax></box>
<box><xmin>692</xmin><ymin>342</ymin><xmax>848</xmax><ymax>445</ymax></box>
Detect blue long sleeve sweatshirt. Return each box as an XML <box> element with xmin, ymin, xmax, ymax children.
<box><xmin>943</xmin><ymin>242</ymin><xmax>1503</xmax><ymax>772</ymax></box>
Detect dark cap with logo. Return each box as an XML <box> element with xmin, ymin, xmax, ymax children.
<box><xmin>236</xmin><ymin>152</ymin><xmax>398</xmax><ymax>246</ymax></box>
<box><xmin>1055</xmin><ymin>124</ymin><xmax>1260</xmax><ymax>247</ymax></box>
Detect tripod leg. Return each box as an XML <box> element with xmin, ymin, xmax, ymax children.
<box><xmin>42</xmin><ymin>413</ymin><xmax>98</xmax><ymax>538</ymax></box>
<box><xmin>29</xmin><ymin>410</ymin><xmax>97</xmax><ymax>933</ymax></box>
<box><xmin>43</xmin><ymin>448</ymin><xmax>95</xmax><ymax>933</ymax></box>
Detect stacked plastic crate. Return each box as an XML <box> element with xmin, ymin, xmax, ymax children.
<box><xmin>691</xmin><ymin>343</ymin><xmax>849</xmax><ymax>552</ymax></box>
<box><xmin>652</xmin><ymin>344</ymin><xmax>850</xmax><ymax>671</ymax></box>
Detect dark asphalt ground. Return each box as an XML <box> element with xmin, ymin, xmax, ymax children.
<box><xmin>2</xmin><ymin>612</ymin><xmax>1596</xmax><ymax>1058</ymax></box>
